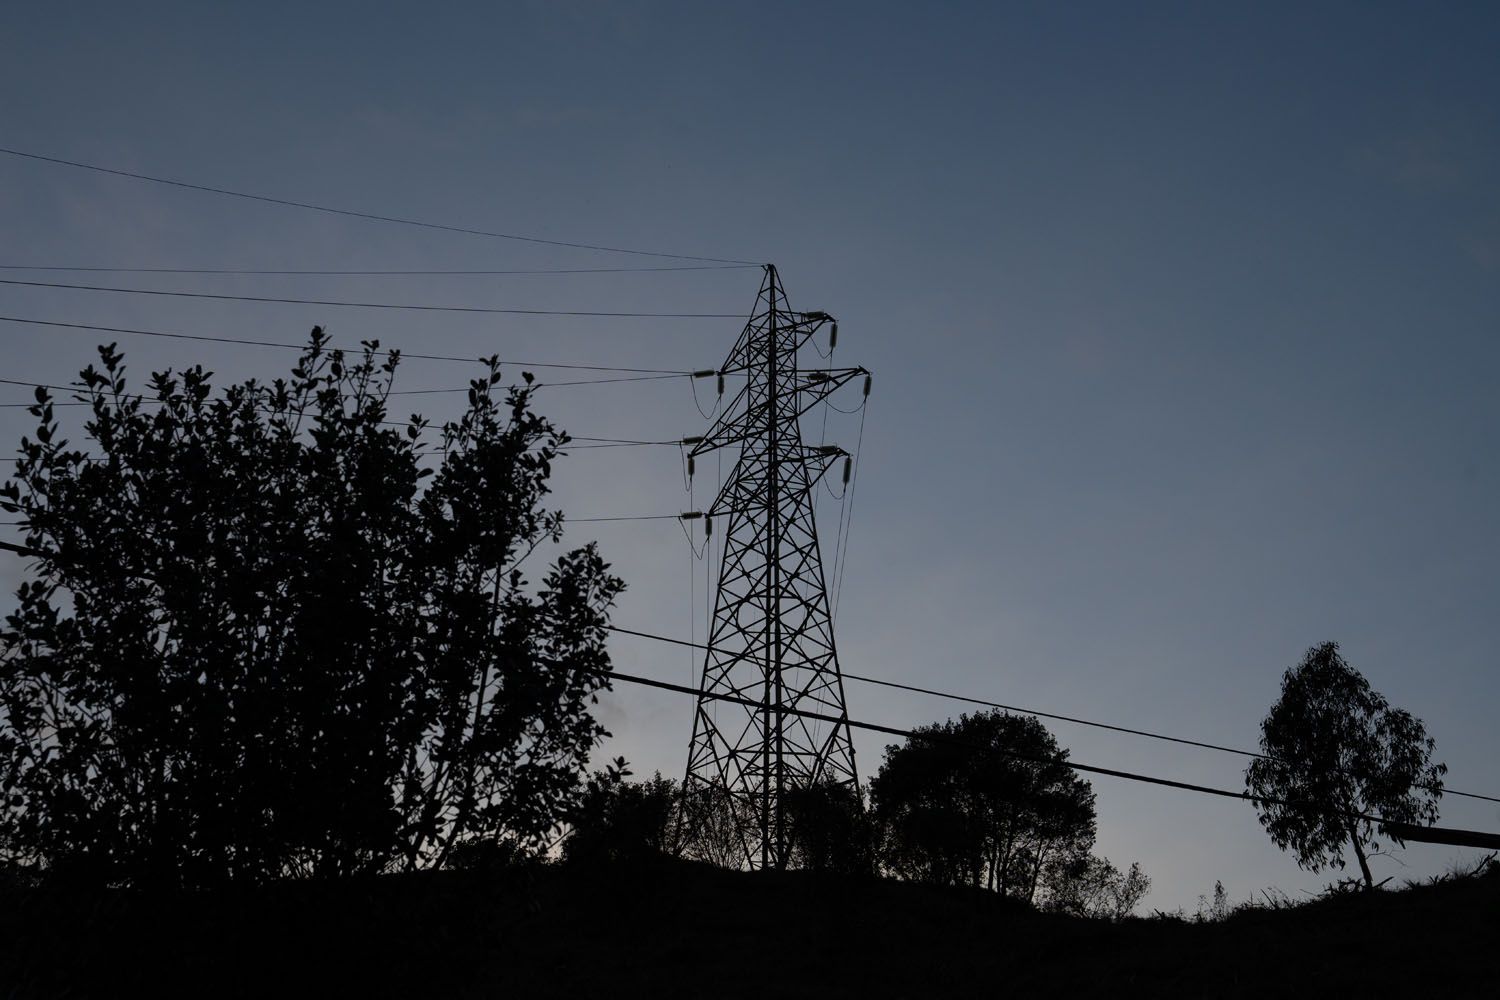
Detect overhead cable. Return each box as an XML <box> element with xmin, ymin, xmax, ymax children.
<box><xmin>589</xmin><ymin>663</ymin><xmax>1500</xmax><ymax>849</ymax></box>
<box><xmin>0</xmin><ymin>278</ymin><xmax>743</xmax><ymax>318</ymax></box>
<box><xmin>568</xmin><ymin>514</ymin><xmax>688</xmax><ymax>523</ymax></box>
<box><xmin>0</xmin><ymin>377</ymin><xmax>674</xmax><ymax>449</ymax></box>
<box><xmin>0</xmin><ymin>316</ymin><xmax>694</xmax><ymax>373</ymax></box>
<box><xmin>0</xmin><ymin>264</ymin><xmax>756</xmax><ymax>276</ymax></box>
<box><xmin>0</xmin><ymin>146</ymin><xmax>760</xmax><ymax>265</ymax></box>
<box><xmin>600</xmin><ymin>623</ymin><xmax>1500</xmax><ymax>806</ymax></box>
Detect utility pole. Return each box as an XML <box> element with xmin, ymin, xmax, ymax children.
<box><xmin>680</xmin><ymin>265</ymin><xmax>867</xmax><ymax>870</ymax></box>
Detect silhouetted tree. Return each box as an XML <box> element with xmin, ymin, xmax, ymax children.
<box><xmin>783</xmin><ymin>780</ymin><xmax>875</xmax><ymax>875</ymax></box>
<box><xmin>1044</xmin><ymin>855</ymin><xmax>1151</xmax><ymax>920</ymax></box>
<box><xmin>563</xmin><ymin>757</ymin><xmax>680</xmax><ymax>864</ymax></box>
<box><xmin>869</xmin><ymin>711</ymin><xmax>1096</xmax><ymax>901</ymax></box>
<box><xmin>0</xmin><ymin>332</ymin><xmax>623</xmax><ymax>886</ymax></box>
<box><xmin>677</xmin><ymin>783</ymin><xmax>758</xmax><ymax>869</ymax></box>
<box><xmin>1245</xmin><ymin>641</ymin><xmax>1446</xmax><ymax>889</ymax></box>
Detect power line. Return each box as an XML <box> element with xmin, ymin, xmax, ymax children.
<box><xmin>0</xmin><ymin>440</ymin><xmax>671</xmax><ymax>464</ymax></box>
<box><xmin>601</xmin><ymin>622</ymin><xmax>1500</xmax><ymax>806</ymax></box>
<box><xmin>560</xmin><ymin>441</ymin><xmax>677</xmax><ymax>450</ymax></box>
<box><xmin>402</xmin><ymin>373</ymin><xmax>687</xmax><ymax>389</ymax></box>
<box><xmin>607</xmin><ymin>664</ymin><xmax>1273</xmax><ymax>803</ymax></box>
<box><xmin>0</xmin><ymin>374</ymin><xmax>634</xmax><ymax>407</ymax></box>
<box><xmin>0</xmin><ymin>264</ymin><xmax>756</xmax><ymax>276</ymax></box>
<box><xmin>0</xmin><ymin>377</ymin><xmax>677</xmax><ymax>449</ymax></box>
<box><xmin>0</xmin><ymin>278</ymin><xmax>744</xmax><ymax>318</ymax></box>
<box><xmin>0</xmin><ymin>316</ymin><xmax>696</xmax><ymax>373</ymax></box>
<box><xmin>567</xmin><ymin>514</ymin><xmax>688</xmax><ymax>523</ymax></box>
<box><xmin>1</xmin><ymin>377</ymin><xmax>680</xmax><ymax>404</ymax></box>
<box><xmin>598</xmin><ymin>663</ymin><xmax>1500</xmax><ymax>849</ymax></box>
<box><xmin>606</xmin><ymin>621</ymin><xmax>1263</xmax><ymax>755</ymax></box>
<box><xmin>1</xmin><ymin>444</ymin><xmax>670</xmax><ymax>462</ymax></box>
<box><xmin>832</xmin><ymin>396</ymin><xmax>869</xmax><ymax>625</ymax></box>
<box><xmin>565</xmin><ymin>437</ymin><xmax>678</xmax><ymax>449</ymax></box>
<box><xmin>543</xmin><ymin>374</ymin><xmax>685</xmax><ymax>387</ymax></box>
<box><xmin>0</xmin><ymin>146</ymin><xmax>760</xmax><ymax>265</ymax></box>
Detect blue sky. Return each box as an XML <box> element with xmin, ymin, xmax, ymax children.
<box><xmin>2</xmin><ymin>1</ymin><xmax>1497</xmax><ymax>909</ymax></box>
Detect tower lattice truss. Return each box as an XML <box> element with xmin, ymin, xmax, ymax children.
<box><xmin>683</xmin><ymin>265</ymin><xmax>867</xmax><ymax>870</ymax></box>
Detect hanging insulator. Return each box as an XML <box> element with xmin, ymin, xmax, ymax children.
<box><xmin>716</xmin><ymin>372</ymin><xmax>724</xmax><ymax>395</ymax></box>
<box><xmin>862</xmin><ymin>373</ymin><xmax>872</xmax><ymax>397</ymax></box>
<box><xmin>842</xmin><ymin>456</ymin><xmax>852</xmax><ymax>485</ymax></box>
<box><xmin>687</xmin><ymin>455</ymin><xmax>695</xmax><ymax>479</ymax></box>
<box><xmin>704</xmin><ymin>518</ymin><xmax>713</xmax><ymax>539</ymax></box>
<box><xmin>829</xmin><ymin>322</ymin><xmax>838</xmax><ymax>350</ymax></box>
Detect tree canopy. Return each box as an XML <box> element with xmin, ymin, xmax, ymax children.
<box><xmin>1245</xmin><ymin>641</ymin><xmax>1446</xmax><ymax>888</ymax></box>
<box><xmin>0</xmin><ymin>332</ymin><xmax>622</xmax><ymax>886</ymax></box>
<box><xmin>783</xmin><ymin>779</ymin><xmax>876</xmax><ymax>875</ymax></box>
<box><xmin>870</xmin><ymin>711</ymin><xmax>1097</xmax><ymax>902</ymax></box>
<box><xmin>563</xmin><ymin>758</ymin><xmax>680</xmax><ymax>865</ymax></box>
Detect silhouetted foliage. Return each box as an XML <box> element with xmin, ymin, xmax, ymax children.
<box><xmin>1404</xmin><ymin>852</ymin><xmax>1497</xmax><ymax>889</ymax></box>
<box><xmin>783</xmin><ymin>780</ymin><xmax>876</xmax><ymax>875</ymax></box>
<box><xmin>870</xmin><ymin>711</ymin><xmax>1097</xmax><ymax>902</ymax></box>
<box><xmin>1244</xmin><ymin>642</ymin><xmax>1446</xmax><ymax>889</ymax></box>
<box><xmin>677</xmin><ymin>782</ymin><xmax>759</xmax><ymax>869</ymax></box>
<box><xmin>564</xmin><ymin>757</ymin><xmax>680</xmax><ymax>864</ymax></box>
<box><xmin>1150</xmin><ymin>879</ymin><xmax>1288</xmax><ymax>922</ymax></box>
<box><xmin>672</xmin><ymin>778</ymin><xmax>876</xmax><ymax>874</ymax></box>
<box><xmin>1043</xmin><ymin>855</ymin><xmax>1151</xmax><ymax>920</ymax></box>
<box><xmin>0</xmin><ymin>332</ymin><xmax>623</xmax><ymax>886</ymax></box>
<box><xmin>446</xmin><ymin>836</ymin><xmax>528</xmax><ymax>874</ymax></box>
<box><xmin>1198</xmin><ymin>878</ymin><xmax>1231</xmax><ymax>922</ymax></box>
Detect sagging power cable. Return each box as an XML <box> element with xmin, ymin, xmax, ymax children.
<box><xmin>585</xmin><ymin>662</ymin><xmax>1500</xmax><ymax>849</ymax></box>
<box><xmin>0</xmin><ymin>278</ymin><xmax>743</xmax><ymax>318</ymax></box>
<box><xmin>0</xmin><ymin>146</ymin><xmax>761</xmax><ymax>265</ymax></box>
<box><xmin>600</xmin><ymin>622</ymin><xmax>1500</xmax><ymax>806</ymax></box>
<box><xmin>0</xmin><ymin>264</ymin><xmax>754</xmax><ymax>276</ymax></box>
<box><xmin>0</xmin><ymin>316</ymin><xmax>697</xmax><ymax>374</ymax></box>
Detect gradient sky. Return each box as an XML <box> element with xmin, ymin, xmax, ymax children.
<box><xmin>2</xmin><ymin>1</ymin><xmax>1497</xmax><ymax>911</ymax></box>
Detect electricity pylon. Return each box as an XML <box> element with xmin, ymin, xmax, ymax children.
<box><xmin>681</xmin><ymin>264</ymin><xmax>868</xmax><ymax>870</ymax></box>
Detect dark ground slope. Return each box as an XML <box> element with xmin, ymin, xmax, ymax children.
<box><xmin>1</xmin><ymin>859</ymin><xmax>1496</xmax><ymax>998</ymax></box>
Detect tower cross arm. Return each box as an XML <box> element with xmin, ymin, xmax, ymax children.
<box><xmin>793</xmin><ymin>443</ymin><xmax>850</xmax><ymax>489</ymax></box>
<box><xmin>716</xmin><ymin>311</ymin><xmax>835</xmax><ymax>375</ymax></box>
<box><xmin>795</xmin><ymin>366</ymin><xmax>866</xmax><ymax>406</ymax></box>
<box><xmin>684</xmin><ymin>366</ymin><xmax>869</xmax><ymax>458</ymax></box>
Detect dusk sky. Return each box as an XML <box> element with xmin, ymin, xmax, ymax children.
<box><xmin>3</xmin><ymin>2</ymin><xmax>1497</xmax><ymax>910</ymax></box>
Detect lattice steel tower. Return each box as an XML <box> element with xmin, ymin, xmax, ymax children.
<box><xmin>682</xmin><ymin>264</ymin><xmax>867</xmax><ymax>870</ymax></box>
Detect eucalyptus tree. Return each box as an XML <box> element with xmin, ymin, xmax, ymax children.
<box><xmin>1245</xmin><ymin>642</ymin><xmax>1445</xmax><ymax>889</ymax></box>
